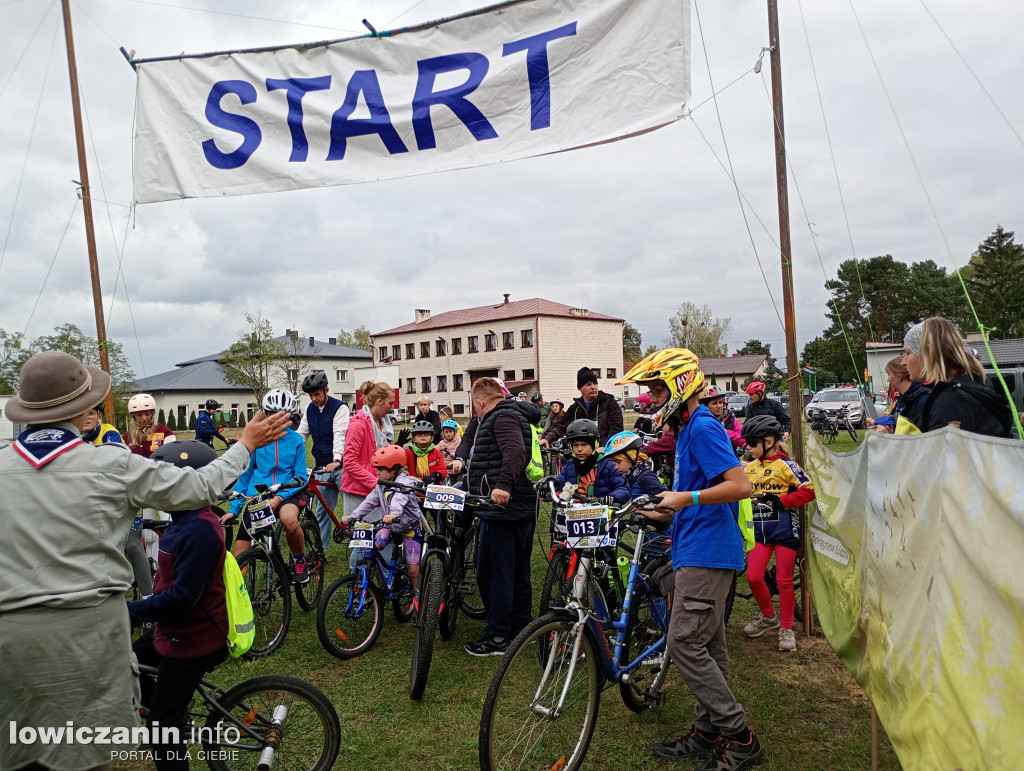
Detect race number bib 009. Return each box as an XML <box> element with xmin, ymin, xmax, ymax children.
<box><xmin>565</xmin><ymin>505</ymin><xmax>614</xmax><ymax>549</ymax></box>
<box><xmin>350</xmin><ymin>524</ymin><xmax>374</xmax><ymax>550</ymax></box>
<box><xmin>245</xmin><ymin>503</ymin><xmax>277</xmax><ymax>532</ymax></box>
<box><xmin>424</xmin><ymin>485</ymin><xmax>466</xmax><ymax>511</ymax></box>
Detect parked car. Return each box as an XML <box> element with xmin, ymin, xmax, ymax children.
<box><xmin>388</xmin><ymin>408</ymin><xmax>409</xmax><ymax>424</ymax></box>
<box><xmin>727</xmin><ymin>393</ymin><xmax>750</xmax><ymax>418</ymax></box>
<box><xmin>719</xmin><ymin>390</ymin><xmax>737</xmax><ymax>401</ymax></box>
<box><xmin>804</xmin><ymin>388</ymin><xmax>865</xmax><ymax>427</ymax></box>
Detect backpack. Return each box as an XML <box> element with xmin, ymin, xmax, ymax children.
<box><xmin>526</xmin><ymin>423</ymin><xmax>544</xmax><ymax>482</ymax></box>
<box><xmin>223</xmin><ymin>551</ymin><xmax>255</xmax><ymax>657</ymax></box>
<box><xmin>736</xmin><ymin>498</ymin><xmax>755</xmax><ymax>553</ymax></box>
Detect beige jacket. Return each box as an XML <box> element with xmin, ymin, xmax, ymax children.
<box><xmin>0</xmin><ymin>423</ymin><xmax>250</xmax><ymax>611</ymax></box>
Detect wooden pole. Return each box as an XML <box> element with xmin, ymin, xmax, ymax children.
<box><xmin>871</xmin><ymin>705</ymin><xmax>880</xmax><ymax>770</ymax></box>
<box><xmin>765</xmin><ymin>0</ymin><xmax>814</xmax><ymax>637</ymax></box>
<box><xmin>60</xmin><ymin>0</ymin><xmax>116</xmax><ymax>419</ymax></box>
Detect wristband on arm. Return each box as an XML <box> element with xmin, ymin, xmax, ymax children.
<box><xmin>691</xmin><ymin>490</ymin><xmax>700</xmax><ymax>506</ymax></box>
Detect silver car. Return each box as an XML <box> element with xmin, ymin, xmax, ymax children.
<box><xmin>804</xmin><ymin>388</ymin><xmax>864</xmax><ymax>427</ymax></box>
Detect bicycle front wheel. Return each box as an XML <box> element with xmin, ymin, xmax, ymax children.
<box><xmin>316</xmin><ymin>573</ymin><xmax>383</xmax><ymax>659</ymax></box>
<box><xmin>295</xmin><ymin>514</ymin><xmax>326</xmax><ymax>612</ymax></box>
<box><xmin>236</xmin><ymin>547</ymin><xmax>291</xmax><ymax>659</ymax></box>
<box><xmin>461</xmin><ymin>521</ymin><xmax>487</xmax><ymax>620</ymax></box>
<box><xmin>539</xmin><ymin>547</ymin><xmax>572</xmax><ymax>616</ymax></box>
<box><xmin>479</xmin><ymin>614</ymin><xmax>601</xmax><ymax>771</ymax></box>
<box><xmin>439</xmin><ymin>548</ymin><xmax>463</xmax><ymax>641</ymax></box>
<box><xmin>204</xmin><ymin>674</ymin><xmax>341</xmax><ymax>771</ymax></box>
<box><xmin>619</xmin><ymin>583</ymin><xmax>671</xmax><ymax>713</ymax></box>
<box><xmin>409</xmin><ymin>553</ymin><xmax>444</xmax><ymax>700</ymax></box>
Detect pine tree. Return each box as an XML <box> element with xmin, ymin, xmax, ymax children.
<box><xmin>157</xmin><ymin>408</ymin><xmax>166</xmax><ymax>426</ymax></box>
<box><xmin>188</xmin><ymin>411</ymin><xmax>197</xmax><ymax>431</ymax></box>
<box><xmin>966</xmin><ymin>226</ymin><xmax>1024</xmax><ymax>338</ymax></box>
<box><xmin>238</xmin><ymin>413</ymin><xmax>247</xmax><ymax>428</ymax></box>
<box><xmin>167</xmin><ymin>412</ymin><xmax>177</xmax><ymax>432</ymax></box>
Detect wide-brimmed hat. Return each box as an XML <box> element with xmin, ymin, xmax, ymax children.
<box><xmin>4</xmin><ymin>351</ymin><xmax>111</xmax><ymax>425</ymax></box>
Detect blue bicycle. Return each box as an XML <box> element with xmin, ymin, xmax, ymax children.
<box><xmin>315</xmin><ymin>490</ymin><xmax>431</xmax><ymax>660</ymax></box>
<box><xmin>479</xmin><ymin>486</ymin><xmax>672</xmax><ymax>771</ymax></box>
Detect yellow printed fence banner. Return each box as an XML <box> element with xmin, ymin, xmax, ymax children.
<box><xmin>805</xmin><ymin>428</ymin><xmax>1024</xmax><ymax>771</ymax></box>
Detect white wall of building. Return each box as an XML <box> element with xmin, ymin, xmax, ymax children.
<box><xmin>536</xmin><ymin>316</ymin><xmax>624</xmax><ymax>404</ymax></box>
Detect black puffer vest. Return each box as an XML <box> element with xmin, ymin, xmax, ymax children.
<box><xmin>469</xmin><ymin>400</ymin><xmax>539</xmax><ymax>521</ymax></box>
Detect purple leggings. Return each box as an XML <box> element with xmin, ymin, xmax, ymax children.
<box><xmin>374</xmin><ymin>528</ymin><xmax>421</xmax><ymax>565</ymax></box>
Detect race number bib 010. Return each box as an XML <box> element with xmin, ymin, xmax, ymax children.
<box><xmin>350</xmin><ymin>524</ymin><xmax>375</xmax><ymax>550</ymax></box>
<box><xmin>565</xmin><ymin>505</ymin><xmax>614</xmax><ymax>549</ymax></box>
<box><xmin>245</xmin><ymin>503</ymin><xmax>277</xmax><ymax>532</ymax></box>
<box><xmin>424</xmin><ymin>485</ymin><xmax>466</xmax><ymax>511</ymax></box>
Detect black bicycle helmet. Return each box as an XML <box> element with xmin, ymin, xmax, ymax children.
<box><xmin>565</xmin><ymin>418</ymin><xmax>600</xmax><ymax>446</ymax></box>
<box><xmin>204</xmin><ymin>399</ymin><xmax>220</xmax><ymax>410</ymax></box>
<box><xmin>530</xmin><ymin>392</ymin><xmax>543</xmax><ymax>403</ymax></box>
<box><xmin>151</xmin><ymin>440</ymin><xmax>218</xmax><ymax>470</ymax></box>
<box><xmin>302</xmin><ymin>371</ymin><xmax>329</xmax><ymax>393</ymax></box>
<box><xmin>411</xmin><ymin>419</ymin><xmax>436</xmax><ymax>436</ymax></box>
<box><xmin>741</xmin><ymin>415</ymin><xmax>784</xmax><ymax>443</ymax></box>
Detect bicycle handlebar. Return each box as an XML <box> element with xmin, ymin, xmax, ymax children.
<box><xmin>226</xmin><ymin>475</ymin><xmax>306</xmax><ymax>502</ymax></box>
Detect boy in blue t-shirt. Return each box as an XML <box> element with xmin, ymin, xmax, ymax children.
<box><xmin>619</xmin><ymin>348</ymin><xmax>761</xmax><ymax>770</ymax></box>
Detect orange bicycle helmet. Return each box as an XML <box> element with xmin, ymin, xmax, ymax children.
<box><xmin>618</xmin><ymin>348</ymin><xmax>704</xmax><ymax>426</ymax></box>
<box><xmin>371</xmin><ymin>444</ymin><xmax>406</xmax><ymax>469</ymax></box>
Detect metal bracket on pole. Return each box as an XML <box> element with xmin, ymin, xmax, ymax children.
<box><xmin>119</xmin><ymin>46</ymin><xmax>137</xmax><ymax>71</ymax></box>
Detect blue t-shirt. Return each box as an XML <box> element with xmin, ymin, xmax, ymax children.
<box><xmin>670</xmin><ymin>404</ymin><xmax>745</xmax><ymax>571</ymax></box>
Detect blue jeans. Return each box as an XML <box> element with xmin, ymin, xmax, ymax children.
<box><xmin>313</xmin><ymin>469</ymin><xmax>341</xmax><ymax>550</ymax></box>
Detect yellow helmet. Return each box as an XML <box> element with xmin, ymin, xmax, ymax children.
<box><xmin>618</xmin><ymin>348</ymin><xmax>705</xmax><ymax>426</ymax></box>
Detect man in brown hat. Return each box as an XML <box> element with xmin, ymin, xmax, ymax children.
<box><xmin>0</xmin><ymin>350</ymin><xmax>291</xmax><ymax>771</ymax></box>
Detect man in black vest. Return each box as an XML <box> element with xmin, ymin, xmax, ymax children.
<box><xmin>465</xmin><ymin>377</ymin><xmax>541</xmax><ymax>657</ymax></box>
<box><xmin>297</xmin><ymin>371</ymin><xmax>350</xmax><ymax>548</ymax></box>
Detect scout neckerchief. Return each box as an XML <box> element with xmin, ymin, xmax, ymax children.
<box><xmin>13</xmin><ymin>426</ymin><xmax>83</xmax><ymax>469</ymax></box>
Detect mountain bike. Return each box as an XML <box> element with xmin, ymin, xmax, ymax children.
<box><xmin>836</xmin><ymin>404</ymin><xmax>859</xmax><ymax>442</ymax></box>
<box><xmin>224</xmin><ymin>477</ymin><xmax>306</xmax><ymax>659</ymax></box>
<box><xmin>406</xmin><ymin>480</ymin><xmax>499</xmax><ymax>700</ymax></box>
<box><xmin>479</xmin><ymin>495</ymin><xmax>673</xmax><ymax>771</ymax></box>
<box><xmin>137</xmin><ymin>662</ymin><xmax>340</xmax><ymax>770</ymax></box>
<box><xmin>315</xmin><ymin>509</ymin><xmax>423</xmax><ymax>660</ymax></box>
<box><xmin>808</xmin><ymin>407</ymin><xmax>839</xmax><ymax>444</ymax></box>
<box><xmin>541</xmin><ymin>437</ymin><xmax>572</xmax><ymax>478</ymax></box>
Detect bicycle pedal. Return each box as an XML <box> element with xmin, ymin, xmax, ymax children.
<box><xmin>643</xmin><ymin>690</ymin><xmax>667</xmax><ymax>709</ymax></box>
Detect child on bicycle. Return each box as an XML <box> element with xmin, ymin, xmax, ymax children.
<box><xmin>405</xmin><ymin>419</ymin><xmax>447</xmax><ymax>481</ymax></box>
<box><xmin>227</xmin><ymin>389</ymin><xmax>309</xmax><ymax>583</ymax></box>
<box><xmin>556</xmin><ymin>419</ymin><xmax>630</xmax><ymax>505</ymax></box>
<box><xmin>740</xmin><ymin>415</ymin><xmax>815</xmax><ymax>652</ymax></box>
<box><xmin>128</xmin><ymin>440</ymin><xmax>230</xmax><ymax>769</ymax></box>
<box><xmin>437</xmin><ymin>419</ymin><xmax>462</xmax><ymax>473</ymax></box>
<box><xmin>604</xmin><ymin>430</ymin><xmax>667</xmax><ymax>499</ymax></box>
<box><xmin>342</xmin><ymin>444</ymin><xmax>423</xmax><ymax>589</ymax></box>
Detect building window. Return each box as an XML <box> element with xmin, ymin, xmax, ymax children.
<box><xmin>452</xmin><ymin>337</ymin><xmax>462</xmax><ymax>355</ymax></box>
<box><xmin>230</xmin><ymin>403</ymin><xmax>239</xmax><ymax>422</ymax></box>
<box><xmin>378</xmin><ymin>346</ymin><xmax>387</xmax><ymax>361</ymax></box>
<box><xmin>392</xmin><ymin>344</ymin><xmax>401</xmax><ymax>361</ymax></box>
<box><xmin>437</xmin><ymin>375</ymin><xmax>448</xmax><ymax>392</ymax></box>
<box><xmin>406</xmin><ymin>343</ymin><xmax>416</xmax><ymax>359</ymax></box>
<box><xmin>502</xmin><ymin>331</ymin><xmax>514</xmax><ymax>350</ymax></box>
<box><xmin>592</xmin><ymin>368</ymin><xmax>600</xmax><ymax>379</ymax></box>
<box><xmin>523</xmin><ymin>368</ymin><xmax>535</xmax><ymax>380</ymax></box>
<box><xmin>606</xmin><ymin>368</ymin><xmax>617</xmax><ymax>379</ymax></box>
<box><xmin>287</xmin><ymin>368</ymin><xmax>298</xmax><ymax>381</ymax></box>
<box><xmin>504</xmin><ymin>370</ymin><xmax>516</xmax><ymax>381</ymax></box>
<box><xmin>336</xmin><ymin>369</ymin><xmax>347</xmax><ymax>382</ymax></box>
<box><xmin>421</xmin><ymin>341</ymin><xmax>431</xmax><ymax>358</ymax></box>
<box><xmin>521</xmin><ymin>329</ymin><xmax>534</xmax><ymax>348</ymax></box>
<box><xmin>453</xmin><ymin>374</ymin><xmax>464</xmax><ymax>391</ymax></box>
<box><xmin>436</xmin><ymin>339</ymin><xmax>446</xmax><ymax>356</ymax></box>
<box><xmin>407</xmin><ymin>379</ymin><xmax>417</xmax><ymax>394</ymax></box>
<box><xmin>421</xmin><ymin>376</ymin><xmax>431</xmax><ymax>393</ymax></box>
<box><xmin>246</xmin><ymin>403</ymin><xmax>256</xmax><ymax>420</ymax></box>
<box><xmin>454</xmin><ymin>404</ymin><xmax>465</xmax><ymax>415</ymax></box>
<box><xmin>485</xmin><ymin>333</ymin><xmax>497</xmax><ymax>352</ymax></box>
<box><xmin>468</xmin><ymin>336</ymin><xmax>479</xmax><ymax>354</ymax></box>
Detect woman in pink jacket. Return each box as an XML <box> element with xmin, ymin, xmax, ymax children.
<box><xmin>701</xmin><ymin>386</ymin><xmax>745</xmax><ymax>449</ymax></box>
<box><xmin>341</xmin><ymin>381</ymin><xmax>396</xmax><ymax>514</ymax></box>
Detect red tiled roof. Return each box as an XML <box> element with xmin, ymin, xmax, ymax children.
<box><xmin>372</xmin><ymin>298</ymin><xmax>623</xmax><ymax>337</ymax></box>
<box><xmin>699</xmin><ymin>354</ymin><xmax>767</xmax><ymax>376</ymax></box>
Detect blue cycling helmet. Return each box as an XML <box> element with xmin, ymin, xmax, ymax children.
<box><xmin>605</xmin><ymin>431</ymin><xmax>642</xmax><ymax>457</ymax></box>
<box><xmin>441</xmin><ymin>419</ymin><xmax>458</xmax><ymax>430</ymax></box>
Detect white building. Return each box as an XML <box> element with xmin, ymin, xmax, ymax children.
<box><xmin>133</xmin><ymin>331</ymin><xmax>372</xmax><ymax>427</ymax></box>
<box><xmin>371</xmin><ymin>296</ymin><xmax>625</xmax><ymax>415</ymax></box>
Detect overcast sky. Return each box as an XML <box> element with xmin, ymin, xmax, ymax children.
<box><xmin>1</xmin><ymin>0</ymin><xmax>1021</xmax><ymax>381</ymax></box>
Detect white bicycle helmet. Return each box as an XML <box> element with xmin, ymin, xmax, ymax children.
<box><xmin>262</xmin><ymin>388</ymin><xmax>298</xmax><ymax>414</ymax></box>
<box><xmin>127</xmin><ymin>393</ymin><xmax>157</xmax><ymax>413</ymax></box>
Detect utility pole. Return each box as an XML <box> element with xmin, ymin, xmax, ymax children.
<box><xmin>60</xmin><ymin>0</ymin><xmax>116</xmax><ymax>418</ymax></box>
<box><xmin>766</xmin><ymin>0</ymin><xmax>813</xmax><ymax>637</ymax></box>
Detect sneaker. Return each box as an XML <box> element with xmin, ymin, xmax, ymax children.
<box><xmin>742</xmin><ymin>614</ymin><xmax>780</xmax><ymax>638</ymax></box>
<box><xmin>652</xmin><ymin>725</ymin><xmax>720</xmax><ymax>759</ymax></box>
<box><xmin>695</xmin><ymin>731</ymin><xmax>764</xmax><ymax>771</ymax></box>
<box><xmin>778</xmin><ymin>627</ymin><xmax>796</xmax><ymax>652</ymax></box>
<box><xmin>464</xmin><ymin>635</ymin><xmax>509</xmax><ymax>657</ymax></box>
<box><xmin>291</xmin><ymin>557</ymin><xmax>309</xmax><ymax>585</ymax></box>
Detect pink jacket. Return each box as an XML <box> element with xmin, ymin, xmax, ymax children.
<box><xmin>341</xmin><ymin>411</ymin><xmax>379</xmax><ymax>496</ymax></box>
<box><xmin>721</xmin><ymin>413</ymin><xmax>745</xmax><ymax>447</ymax></box>
<box><xmin>436</xmin><ymin>436</ymin><xmax>462</xmax><ymax>468</ymax></box>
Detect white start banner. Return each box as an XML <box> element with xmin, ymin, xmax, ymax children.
<box><xmin>132</xmin><ymin>0</ymin><xmax>690</xmax><ymax>203</ymax></box>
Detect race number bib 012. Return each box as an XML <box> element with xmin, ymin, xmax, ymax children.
<box><xmin>565</xmin><ymin>505</ymin><xmax>614</xmax><ymax>549</ymax></box>
<box><xmin>245</xmin><ymin>503</ymin><xmax>277</xmax><ymax>532</ymax></box>
<box><xmin>424</xmin><ymin>485</ymin><xmax>466</xmax><ymax>511</ymax></box>
<box><xmin>350</xmin><ymin>524</ymin><xmax>374</xmax><ymax>550</ymax></box>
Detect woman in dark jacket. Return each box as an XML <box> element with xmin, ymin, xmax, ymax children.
<box><xmin>904</xmin><ymin>318</ymin><xmax>1014</xmax><ymax>437</ymax></box>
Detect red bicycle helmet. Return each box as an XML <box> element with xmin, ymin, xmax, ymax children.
<box><xmin>371</xmin><ymin>444</ymin><xmax>406</xmax><ymax>469</ymax></box>
<box><xmin>745</xmin><ymin>381</ymin><xmax>767</xmax><ymax>396</ymax></box>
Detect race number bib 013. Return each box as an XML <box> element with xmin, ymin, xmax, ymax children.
<box><xmin>245</xmin><ymin>503</ymin><xmax>277</xmax><ymax>532</ymax></box>
<box><xmin>350</xmin><ymin>524</ymin><xmax>375</xmax><ymax>550</ymax></box>
<box><xmin>424</xmin><ymin>485</ymin><xmax>466</xmax><ymax>511</ymax></box>
<box><xmin>565</xmin><ymin>505</ymin><xmax>614</xmax><ymax>549</ymax></box>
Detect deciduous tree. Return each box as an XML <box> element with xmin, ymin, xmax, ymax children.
<box><xmin>665</xmin><ymin>302</ymin><xmax>732</xmax><ymax>360</ymax></box>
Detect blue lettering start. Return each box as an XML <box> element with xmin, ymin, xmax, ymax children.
<box><xmin>199</xmin><ymin>22</ymin><xmax>576</xmax><ymax>169</ymax></box>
